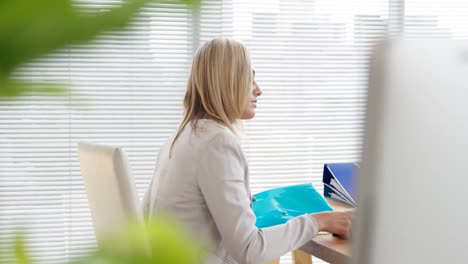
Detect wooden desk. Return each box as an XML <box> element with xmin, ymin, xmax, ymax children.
<box><xmin>298</xmin><ymin>199</ymin><xmax>352</xmax><ymax>264</ymax></box>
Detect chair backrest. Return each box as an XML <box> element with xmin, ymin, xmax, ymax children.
<box><xmin>77</xmin><ymin>142</ymin><xmax>143</xmax><ymax>244</ymax></box>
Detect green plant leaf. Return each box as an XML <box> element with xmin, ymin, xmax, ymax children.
<box><xmin>71</xmin><ymin>215</ymin><xmax>204</xmax><ymax>264</ymax></box>
<box><xmin>0</xmin><ymin>233</ymin><xmax>31</xmax><ymax>264</ymax></box>
<box><xmin>0</xmin><ymin>78</ymin><xmax>67</xmax><ymax>99</ymax></box>
<box><xmin>0</xmin><ymin>0</ymin><xmax>200</xmax><ymax>98</ymax></box>
<box><xmin>5</xmin><ymin>215</ymin><xmax>204</xmax><ymax>264</ymax></box>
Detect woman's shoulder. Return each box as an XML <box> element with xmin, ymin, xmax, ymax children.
<box><xmin>169</xmin><ymin>119</ymin><xmax>242</xmax><ymax>157</ymax></box>
<box><xmin>191</xmin><ymin>119</ymin><xmax>239</xmax><ymax>144</ymax></box>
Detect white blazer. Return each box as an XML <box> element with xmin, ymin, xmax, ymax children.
<box><xmin>142</xmin><ymin>119</ymin><xmax>318</xmax><ymax>264</ymax></box>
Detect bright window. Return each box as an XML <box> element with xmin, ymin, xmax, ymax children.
<box><xmin>1</xmin><ymin>0</ymin><xmax>467</xmax><ymax>263</ymax></box>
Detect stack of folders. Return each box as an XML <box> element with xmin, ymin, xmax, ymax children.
<box><xmin>322</xmin><ymin>163</ymin><xmax>359</xmax><ymax>207</ymax></box>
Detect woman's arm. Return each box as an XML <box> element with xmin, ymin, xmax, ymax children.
<box><xmin>311</xmin><ymin>210</ymin><xmax>353</xmax><ymax>239</ymax></box>
<box><xmin>142</xmin><ymin>143</ymin><xmax>167</xmax><ymax>222</ymax></box>
<box><xmin>197</xmin><ymin>132</ymin><xmax>322</xmax><ymax>264</ymax></box>
<box><xmin>141</xmin><ymin>176</ymin><xmax>152</xmax><ymax>219</ymax></box>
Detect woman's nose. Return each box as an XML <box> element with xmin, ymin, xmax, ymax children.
<box><xmin>254</xmin><ymin>83</ymin><xmax>262</xmax><ymax>96</ymax></box>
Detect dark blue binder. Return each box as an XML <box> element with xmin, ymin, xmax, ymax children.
<box><xmin>252</xmin><ymin>183</ymin><xmax>333</xmax><ymax>228</ymax></box>
<box><xmin>322</xmin><ymin>163</ymin><xmax>359</xmax><ymax>206</ymax></box>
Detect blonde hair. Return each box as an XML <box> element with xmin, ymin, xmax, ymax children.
<box><xmin>170</xmin><ymin>38</ymin><xmax>252</xmax><ymax>154</ymax></box>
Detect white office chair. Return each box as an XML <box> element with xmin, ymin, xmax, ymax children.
<box><xmin>77</xmin><ymin>142</ymin><xmax>143</xmax><ymax>244</ymax></box>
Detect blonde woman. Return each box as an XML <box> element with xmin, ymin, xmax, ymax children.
<box><xmin>143</xmin><ymin>38</ymin><xmax>352</xmax><ymax>264</ymax></box>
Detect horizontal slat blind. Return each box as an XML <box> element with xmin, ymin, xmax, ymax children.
<box><xmin>0</xmin><ymin>1</ymin><xmax>194</xmax><ymax>263</ymax></box>
<box><xmin>1</xmin><ymin>0</ymin><xmax>467</xmax><ymax>264</ymax></box>
<box><xmin>202</xmin><ymin>1</ymin><xmax>388</xmax><ymax>263</ymax></box>
<box><xmin>219</xmin><ymin>0</ymin><xmax>391</xmax><ymax>195</ymax></box>
<box><xmin>403</xmin><ymin>0</ymin><xmax>468</xmax><ymax>39</ymax></box>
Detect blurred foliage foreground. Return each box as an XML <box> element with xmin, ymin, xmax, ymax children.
<box><xmin>3</xmin><ymin>216</ymin><xmax>204</xmax><ymax>264</ymax></box>
<box><xmin>0</xmin><ymin>0</ymin><xmax>198</xmax><ymax>98</ymax></box>
<box><xmin>1</xmin><ymin>0</ymin><xmax>203</xmax><ymax>263</ymax></box>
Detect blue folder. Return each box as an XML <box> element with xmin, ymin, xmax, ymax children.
<box><xmin>252</xmin><ymin>183</ymin><xmax>333</xmax><ymax>228</ymax></box>
<box><xmin>322</xmin><ymin>163</ymin><xmax>359</xmax><ymax>206</ymax></box>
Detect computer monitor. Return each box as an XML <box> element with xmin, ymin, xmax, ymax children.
<box><xmin>352</xmin><ymin>40</ymin><xmax>468</xmax><ymax>264</ymax></box>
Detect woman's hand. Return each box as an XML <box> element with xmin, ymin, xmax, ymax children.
<box><xmin>310</xmin><ymin>209</ymin><xmax>353</xmax><ymax>239</ymax></box>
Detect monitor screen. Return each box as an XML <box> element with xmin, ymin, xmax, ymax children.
<box><xmin>352</xmin><ymin>39</ymin><xmax>468</xmax><ymax>264</ymax></box>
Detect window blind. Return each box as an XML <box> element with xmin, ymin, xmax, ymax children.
<box><xmin>1</xmin><ymin>0</ymin><xmax>467</xmax><ymax>263</ymax></box>
<box><xmin>208</xmin><ymin>1</ymin><xmax>390</xmax><ymax>262</ymax></box>
<box><xmin>1</xmin><ymin>1</ymin><xmax>195</xmax><ymax>263</ymax></box>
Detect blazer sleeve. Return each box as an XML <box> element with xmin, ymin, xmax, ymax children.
<box><xmin>196</xmin><ymin>132</ymin><xmax>319</xmax><ymax>264</ymax></box>
<box><xmin>141</xmin><ymin>176</ymin><xmax>152</xmax><ymax>220</ymax></box>
<box><xmin>142</xmin><ymin>143</ymin><xmax>167</xmax><ymax>221</ymax></box>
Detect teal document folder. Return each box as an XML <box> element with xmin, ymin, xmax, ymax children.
<box><xmin>252</xmin><ymin>183</ymin><xmax>333</xmax><ymax>228</ymax></box>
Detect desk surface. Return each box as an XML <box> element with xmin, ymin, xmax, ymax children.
<box><xmin>300</xmin><ymin>199</ymin><xmax>352</xmax><ymax>264</ymax></box>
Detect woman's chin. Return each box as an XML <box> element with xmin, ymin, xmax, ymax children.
<box><xmin>241</xmin><ymin>111</ymin><xmax>256</xmax><ymax>120</ymax></box>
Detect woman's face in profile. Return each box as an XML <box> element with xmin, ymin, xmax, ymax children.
<box><xmin>241</xmin><ymin>70</ymin><xmax>262</xmax><ymax>120</ymax></box>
